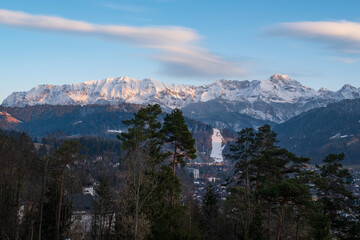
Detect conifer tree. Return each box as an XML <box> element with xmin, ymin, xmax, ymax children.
<box><xmin>202</xmin><ymin>184</ymin><xmax>219</xmax><ymax>240</ymax></box>
<box><xmin>257</xmin><ymin>148</ymin><xmax>311</xmax><ymax>240</ymax></box>
<box><xmin>253</xmin><ymin>124</ymin><xmax>278</xmax><ymax>193</ymax></box>
<box><xmin>162</xmin><ymin>108</ymin><xmax>196</xmax><ymax>204</ymax></box>
<box><xmin>0</xmin><ymin>132</ymin><xmax>38</xmax><ymax>239</ymax></box>
<box><xmin>314</xmin><ymin>153</ymin><xmax>358</xmax><ymax>239</ymax></box>
<box><xmin>162</xmin><ymin>108</ymin><xmax>196</xmax><ymax>172</ymax></box>
<box><xmin>226</xmin><ymin>127</ymin><xmax>256</xmax><ymax>239</ymax></box>
<box><xmin>92</xmin><ymin>175</ymin><xmax>113</xmax><ymax>240</ymax></box>
<box><xmin>161</xmin><ymin>108</ymin><xmax>196</xmax><ymax>235</ymax></box>
<box><xmin>118</xmin><ymin>104</ymin><xmax>165</xmax><ymax>171</ymax></box>
<box><xmin>116</xmin><ymin>104</ymin><xmax>177</xmax><ymax>239</ymax></box>
<box><xmin>52</xmin><ymin>140</ymin><xmax>82</xmax><ymax>240</ymax></box>
<box><xmin>227</xmin><ymin>125</ymin><xmax>312</xmax><ymax>240</ymax></box>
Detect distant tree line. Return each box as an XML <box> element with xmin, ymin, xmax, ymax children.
<box><xmin>0</xmin><ymin>104</ymin><xmax>359</xmax><ymax>240</ymax></box>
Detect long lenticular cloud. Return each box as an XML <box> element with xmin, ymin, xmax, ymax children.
<box><xmin>267</xmin><ymin>21</ymin><xmax>360</xmax><ymax>54</ymax></box>
<box><xmin>0</xmin><ymin>9</ymin><xmax>245</xmax><ymax>78</ymax></box>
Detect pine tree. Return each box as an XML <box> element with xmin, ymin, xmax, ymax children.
<box><xmin>118</xmin><ymin>104</ymin><xmax>165</xmax><ymax>171</ymax></box>
<box><xmin>252</xmin><ymin>124</ymin><xmax>278</xmax><ymax>194</ymax></box>
<box><xmin>226</xmin><ymin>127</ymin><xmax>256</xmax><ymax>239</ymax></box>
<box><xmin>308</xmin><ymin>203</ymin><xmax>332</xmax><ymax>240</ymax></box>
<box><xmin>202</xmin><ymin>184</ymin><xmax>219</xmax><ymax>240</ymax></box>
<box><xmin>52</xmin><ymin>140</ymin><xmax>82</xmax><ymax>240</ymax></box>
<box><xmin>314</xmin><ymin>153</ymin><xmax>357</xmax><ymax>239</ymax></box>
<box><xmin>226</xmin><ymin>125</ymin><xmax>312</xmax><ymax>240</ymax></box>
<box><xmin>92</xmin><ymin>175</ymin><xmax>113</xmax><ymax>240</ymax></box>
<box><xmin>116</xmin><ymin>104</ymin><xmax>177</xmax><ymax>240</ymax></box>
<box><xmin>161</xmin><ymin>108</ymin><xmax>196</xmax><ymax>234</ymax></box>
<box><xmin>257</xmin><ymin>148</ymin><xmax>311</xmax><ymax>240</ymax></box>
<box><xmin>0</xmin><ymin>132</ymin><xmax>40</xmax><ymax>240</ymax></box>
<box><xmin>162</xmin><ymin>108</ymin><xmax>196</xmax><ymax>172</ymax></box>
<box><xmin>162</xmin><ymin>108</ymin><xmax>196</xmax><ymax>203</ymax></box>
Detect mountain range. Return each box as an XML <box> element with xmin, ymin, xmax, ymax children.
<box><xmin>3</xmin><ymin>74</ymin><xmax>360</xmax><ymax>129</ymax></box>
<box><xmin>1</xmin><ymin>74</ymin><xmax>360</xmax><ymax>164</ymax></box>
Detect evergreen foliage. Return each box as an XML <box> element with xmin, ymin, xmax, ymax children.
<box><xmin>201</xmin><ymin>184</ymin><xmax>220</xmax><ymax>240</ymax></box>
<box><xmin>162</xmin><ymin>108</ymin><xmax>197</xmax><ymax>168</ymax></box>
<box><xmin>161</xmin><ymin>108</ymin><xmax>197</xmax><ymax>234</ymax></box>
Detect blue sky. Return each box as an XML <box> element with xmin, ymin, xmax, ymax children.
<box><xmin>1</xmin><ymin>0</ymin><xmax>360</xmax><ymax>102</ymax></box>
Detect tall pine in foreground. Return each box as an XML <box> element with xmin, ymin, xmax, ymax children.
<box><xmin>226</xmin><ymin>124</ymin><xmax>312</xmax><ymax>240</ymax></box>
<box><xmin>162</xmin><ymin>108</ymin><xmax>196</xmax><ymax>198</ymax></box>
<box><xmin>116</xmin><ymin>104</ymin><xmax>170</xmax><ymax>240</ymax></box>
<box><xmin>116</xmin><ymin>104</ymin><xmax>195</xmax><ymax>240</ymax></box>
<box><xmin>53</xmin><ymin>140</ymin><xmax>83</xmax><ymax>240</ymax></box>
<box><xmin>226</xmin><ymin>127</ymin><xmax>256</xmax><ymax>240</ymax></box>
<box><xmin>161</xmin><ymin>108</ymin><xmax>196</xmax><ymax>234</ymax></box>
<box><xmin>117</xmin><ymin>104</ymin><xmax>165</xmax><ymax>171</ymax></box>
<box><xmin>313</xmin><ymin>153</ymin><xmax>360</xmax><ymax>239</ymax></box>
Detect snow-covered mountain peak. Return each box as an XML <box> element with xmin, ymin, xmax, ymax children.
<box><xmin>317</xmin><ymin>87</ymin><xmax>334</xmax><ymax>98</ymax></box>
<box><xmin>335</xmin><ymin>83</ymin><xmax>360</xmax><ymax>99</ymax></box>
<box><xmin>340</xmin><ymin>83</ymin><xmax>357</xmax><ymax>90</ymax></box>
<box><xmin>268</xmin><ymin>74</ymin><xmax>307</xmax><ymax>90</ymax></box>
<box><xmin>270</xmin><ymin>74</ymin><xmax>292</xmax><ymax>82</ymax></box>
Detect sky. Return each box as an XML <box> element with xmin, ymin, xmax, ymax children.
<box><xmin>1</xmin><ymin>0</ymin><xmax>360</xmax><ymax>102</ymax></box>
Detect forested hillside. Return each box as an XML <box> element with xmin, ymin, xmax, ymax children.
<box><xmin>0</xmin><ymin>105</ymin><xmax>359</xmax><ymax>240</ymax></box>
<box><xmin>276</xmin><ymin>98</ymin><xmax>360</xmax><ymax>164</ymax></box>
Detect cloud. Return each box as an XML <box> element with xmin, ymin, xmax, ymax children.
<box><xmin>329</xmin><ymin>57</ymin><xmax>358</xmax><ymax>63</ymax></box>
<box><xmin>102</xmin><ymin>3</ymin><xmax>148</xmax><ymax>13</ymax></box>
<box><xmin>156</xmin><ymin>46</ymin><xmax>246</xmax><ymax>77</ymax></box>
<box><xmin>0</xmin><ymin>9</ymin><xmax>245</xmax><ymax>78</ymax></box>
<box><xmin>266</xmin><ymin>20</ymin><xmax>360</xmax><ymax>55</ymax></box>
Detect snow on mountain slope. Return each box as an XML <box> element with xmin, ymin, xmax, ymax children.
<box><xmin>3</xmin><ymin>77</ymin><xmax>198</xmax><ymax>109</ymax></box>
<box><xmin>210</xmin><ymin>128</ymin><xmax>225</xmax><ymax>163</ymax></box>
<box><xmin>2</xmin><ymin>74</ymin><xmax>359</xmax><ymax>123</ymax></box>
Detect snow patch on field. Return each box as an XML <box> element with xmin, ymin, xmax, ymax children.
<box><xmin>107</xmin><ymin>129</ymin><xmax>122</xmax><ymax>134</ymax></box>
<box><xmin>330</xmin><ymin>133</ymin><xmax>341</xmax><ymax>140</ymax></box>
<box><xmin>210</xmin><ymin>128</ymin><xmax>225</xmax><ymax>163</ymax></box>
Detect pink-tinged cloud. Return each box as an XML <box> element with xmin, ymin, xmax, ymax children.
<box><xmin>267</xmin><ymin>21</ymin><xmax>360</xmax><ymax>54</ymax></box>
<box><xmin>329</xmin><ymin>57</ymin><xmax>358</xmax><ymax>63</ymax></box>
<box><xmin>0</xmin><ymin>9</ymin><xmax>245</xmax><ymax>78</ymax></box>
